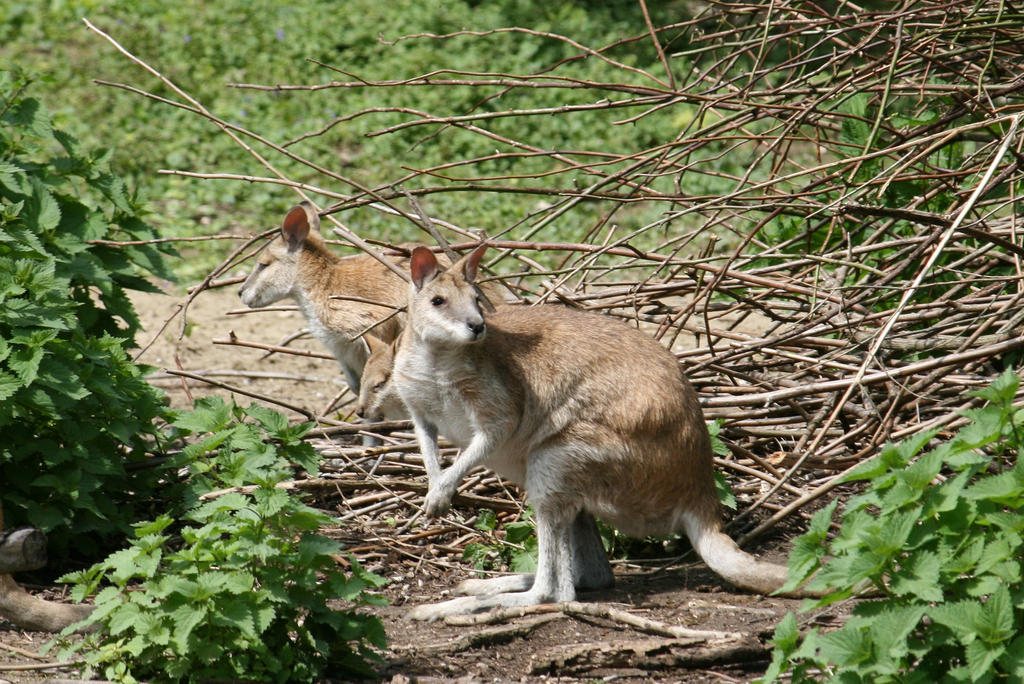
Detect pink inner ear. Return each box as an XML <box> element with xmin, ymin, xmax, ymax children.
<box><xmin>463</xmin><ymin>244</ymin><xmax>487</xmax><ymax>282</ymax></box>
<box><xmin>410</xmin><ymin>247</ymin><xmax>439</xmax><ymax>289</ymax></box>
<box><xmin>281</xmin><ymin>205</ymin><xmax>310</xmax><ymax>248</ymax></box>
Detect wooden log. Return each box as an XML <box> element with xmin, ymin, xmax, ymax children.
<box><xmin>529</xmin><ymin>636</ymin><xmax>768</xmax><ymax>676</ymax></box>
<box><xmin>0</xmin><ymin>527</ymin><xmax>47</xmax><ymax>574</ymax></box>
<box><xmin>0</xmin><ymin>500</ymin><xmax>93</xmax><ymax>632</ymax></box>
<box><xmin>0</xmin><ymin>572</ymin><xmax>93</xmax><ymax>633</ymax></box>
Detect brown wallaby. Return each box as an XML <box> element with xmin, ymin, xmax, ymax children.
<box><xmin>238</xmin><ymin>202</ymin><xmax>410</xmax><ymax>394</ymax></box>
<box><xmin>356</xmin><ymin>335</ymin><xmax>405</xmax><ymax>423</ymax></box>
<box><xmin>392</xmin><ymin>245</ymin><xmax>798</xmax><ymax>621</ymax></box>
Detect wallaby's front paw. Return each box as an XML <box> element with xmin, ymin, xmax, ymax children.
<box><xmin>423</xmin><ymin>488</ymin><xmax>453</xmax><ymax>518</ymax></box>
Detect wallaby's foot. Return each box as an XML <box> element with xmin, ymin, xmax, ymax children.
<box><xmin>407</xmin><ymin>588</ymin><xmax>560</xmax><ymax>621</ymax></box>
<box><xmin>456</xmin><ymin>574</ymin><xmax>534</xmax><ymax>596</ymax></box>
<box><xmin>423</xmin><ymin>485</ymin><xmax>455</xmax><ymax>518</ymax></box>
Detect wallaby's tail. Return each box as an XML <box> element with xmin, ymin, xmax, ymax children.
<box><xmin>682</xmin><ymin>514</ymin><xmax>796</xmax><ymax>596</ymax></box>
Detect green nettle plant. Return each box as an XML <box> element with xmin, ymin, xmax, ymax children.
<box><xmin>463</xmin><ymin>507</ymin><xmax>538</xmax><ymax>573</ymax></box>
<box><xmin>0</xmin><ymin>69</ymin><xmax>176</xmax><ymax>556</ymax></box>
<box><xmin>55</xmin><ymin>397</ymin><xmax>388</xmax><ymax>683</ymax></box>
<box><xmin>762</xmin><ymin>370</ymin><xmax>1024</xmax><ymax>683</ymax></box>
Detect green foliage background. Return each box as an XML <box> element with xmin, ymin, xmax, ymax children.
<box><xmin>0</xmin><ymin>0</ymin><xmax>687</xmax><ymax>278</ymax></box>
<box><xmin>56</xmin><ymin>397</ymin><xmax>387</xmax><ymax>683</ymax></box>
<box><xmin>0</xmin><ymin>68</ymin><xmax>176</xmax><ymax>557</ymax></box>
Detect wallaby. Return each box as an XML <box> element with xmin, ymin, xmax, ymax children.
<box><xmin>392</xmin><ymin>245</ymin><xmax>800</xmax><ymax>621</ymax></box>
<box><xmin>238</xmin><ymin>202</ymin><xmax>410</xmax><ymax>394</ymax></box>
<box><xmin>356</xmin><ymin>335</ymin><xmax>406</xmax><ymax>423</ymax></box>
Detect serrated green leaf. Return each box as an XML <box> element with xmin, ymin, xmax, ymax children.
<box><xmin>462</xmin><ymin>542</ymin><xmax>493</xmax><ymax>570</ymax></box>
<box><xmin>929</xmin><ymin>600</ymin><xmax>983</xmax><ymax>643</ymax></box>
<box><xmin>998</xmin><ymin>635</ymin><xmax>1024</xmax><ymax>678</ymax></box>
<box><xmin>213</xmin><ymin>598</ymin><xmax>259</xmax><ymax>638</ymax></box>
<box><xmin>817</xmin><ymin>623</ymin><xmax>872</xmax><ymax>667</ymax></box>
<box><xmin>900</xmin><ymin>448</ymin><xmax>943</xmax><ymax>492</ymax></box>
<box><xmin>285</xmin><ymin>440</ymin><xmax>319</xmax><ymax>477</ymax></box>
<box><xmin>7</xmin><ymin>344</ymin><xmax>43</xmax><ymax>385</ymax></box>
<box><xmin>0</xmin><ymin>160</ymin><xmax>29</xmax><ymax>194</ymax></box>
<box><xmin>954</xmin><ymin>404</ymin><xmax>1006</xmax><ymax>450</ymax></box>
<box><xmin>243</xmin><ymin>403</ymin><xmax>289</xmax><ymax>434</ymax></box>
<box><xmin>891</xmin><ymin>550</ymin><xmax>944</xmax><ymax>602</ymax></box>
<box><xmin>966</xmin><ymin>639</ymin><xmax>1004</xmax><ymax>681</ymax></box>
<box><xmin>977</xmin><ymin>585</ymin><xmax>1014</xmax><ymax>644</ymax></box>
<box><xmin>29</xmin><ymin>180</ymin><xmax>61</xmax><ymax>232</ymax></box>
<box><xmin>297</xmin><ymin>533</ymin><xmax>342</xmax><ymax>562</ymax></box>
<box><xmin>842</xmin><ymin>452</ymin><xmax>890</xmax><ymax>483</ymax></box>
<box><xmin>868</xmin><ymin>605</ymin><xmax>925</xmax><ymax>660</ymax></box>
<box><xmin>966</xmin><ymin>469</ymin><xmax>1024</xmax><ymax>506</ymax></box>
<box><xmin>474</xmin><ymin>509</ymin><xmax>498</xmax><ymax>532</ymax></box>
<box><xmin>707</xmin><ymin>419</ymin><xmax>729</xmax><ymax>456</ymax></box>
<box><xmin>506</xmin><ymin>520</ymin><xmax>535</xmax><ymax>544</ymax></box>
<box><xmin>4</xmin><ymin>97</ymin><xmax>53</xmax><ymax>139</ymax></box>
<box><xmin>253</xmin><ymin>486</ymin><xmax>289</xmax><ymax>518</ymax></box>
<box><xmin>103</xmin><ymin>547</ymin><xmax>146</xmax><ymax>585</ymax></box>
<box><xmin>170</xmin><ymin>602</ymin><xmax>208</xmax><ymax>655</ymax></box>
<box><xmin>714</xmin><ymin>470</ymin><xmax>736</xmax><ymax>509</ymax></box>
<box><xmin>969</xmin><ymin>369</ymin><xmax>1019</xmax><ymax>405</ymax></box>
<box><xmin>106</xmin><ymin>602</ymin><xmax>142</xmax><ymax>636</ymax></box>
<box><xmin>510</xmin><ymin>548</ymin><xmax>537</xmax><ymax>573</ymax></box>
<box><xmin>188</xmin><ymin>492</ymin><xmax>252</xmax><ymax>522</ymax></box>
<box><xmin>770</xmin><ymin>612</ymin><xmax>800</xmax><ymax>652</ymax></box>
<box><xmin>173</xmin><ymin>397</ymin><xmax>235</xmax><ymax>433</ymax></box>
<box><xmin>0</xmin><ymin>370</ymin><xmax>22</xmax><ymax>400</ymax></box>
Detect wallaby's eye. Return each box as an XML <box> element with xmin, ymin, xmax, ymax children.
<box><xmin>372</xmin><ymin>381</ymin><xmax>386</xmax><ymax>392</ymax></box>
<box><xmin>431</xmin><ymin>296</ymin><xmax>446</xmax><ymax>307</ymax></box>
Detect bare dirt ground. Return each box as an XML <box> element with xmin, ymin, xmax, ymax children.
<box><xmin>0</xmin><ymin>283</ymin><xmax>834</xmax><ymax>683</ymax></box>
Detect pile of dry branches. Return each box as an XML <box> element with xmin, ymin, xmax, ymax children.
<box><xmin>90</xmin><ymin>0</ymin><xmax>1024</xmax><ymax>544</ymax></box>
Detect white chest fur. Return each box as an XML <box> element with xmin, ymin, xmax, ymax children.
<box><xmin>394</xmin><ymin>346</ymin><xmax>481</xmax><ymax>447</ymax></box>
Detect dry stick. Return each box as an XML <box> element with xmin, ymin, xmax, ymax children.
<box><xmin>147</xmin><ymin>369</ymin><xmax>341</xmax><ymax>384</ymax></box>
<box><xmin>0</xmin><ymin>641</ymin><xmax>48</xmax><ymax>661</ymax></box>
<box><xmin>213</xmin><ymin>333</ymin><xmax>335</xmax><ymax>361</ymax></box>
<box><xmin>736</xmin><ymin>113</ymin><xmax>1023</xmax><ymax>541</ymax></box>
<box><xmin>162</xmin><ymin>369</ymin><xmax>315</xmax><ymax>421</ymax></box>
<box><xmin>0</xmin><ymin>661</ymin><xmax>85</xmax><ymax>672</ymax></box>
<box><xmin>702</xmin><ymin>337</ymin><xmax>1024</xmax><ymax>408</ymax></box>
<box><xmin>380</xmin><ymin>26</ymin><xmax>673</xmax><ymax>90</ymax></box>
<box><xmin>444</xmin><ymin>601</ymin><xmax>744</xmax><ymax>642</ymax></box>
<box><xmin>401</xmin><ymin>614</ymin><xmax>565</xmax><ymax>655</ymax></box>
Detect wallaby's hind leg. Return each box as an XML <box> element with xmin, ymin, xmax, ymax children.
<box><xmin>572</xmin><ymin>511</ymin><xmax>613</xmax><ymax>590</ymax></box>
<box><xmin>409</xmin><ymin>499</ymin><xmax>576</xmax><ymax>620</ymax></box>
<box><xmin>457</xmin><ymin>510</ymin><xmax>611</xmax><ymax>597</ymax></box>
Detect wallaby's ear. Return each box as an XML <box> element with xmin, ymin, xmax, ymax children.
<box><xmin>282</xmin><ymin>203</ymin><xmax>318</xmax><ymax>252</ymax></box>
<box><xmin>364</xmin><ymin>333</ymin><xmax>389</xmax><ymax>357</ymax></box>
<box><xmin>457</xmin><ymin>244</ymin><xmax>487</xmax><ymax>284</ymax></box>
<box><xmin>410</xmin><ymin>246</ymin><xmax>439</xmax><ymax>290</ymax></box>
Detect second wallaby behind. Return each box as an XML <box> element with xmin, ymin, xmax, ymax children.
<box><xmin>392</xmin><ymin>245</ymin><xmax>803</xmax><ymax>620</ymax></box>
<box><xmin>238</xmin><ymin>202</ymin><xmax>409</xmax><ymax>394</ymax></box>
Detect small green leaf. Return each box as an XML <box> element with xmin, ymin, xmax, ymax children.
<box><xmin>474</xmin><ymin>509</ymin><xmax>498</xmax><ymax>532</ymax></box>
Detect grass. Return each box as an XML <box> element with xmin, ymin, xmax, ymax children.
<box><xmin>0</xmin><ymin>0</ymin><xmax>708</xmax><ymax>281</ymax></box>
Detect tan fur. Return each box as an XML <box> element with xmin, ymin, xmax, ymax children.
<box><xmin>238</xmin><ymin>203</ymin><xmax>410</xmax><ymax>393</ymax></box>
<box><xmin>392</xmin><ymin>246</ymin><xmax>795</xmax><ymax>620</ymax></box>
<box><xmin>356</xmin><ymin>335</ymin><xmax>404</xmax><ymax>422</ymax></box>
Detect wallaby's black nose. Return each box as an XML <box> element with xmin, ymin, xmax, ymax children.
<box><xmin>468</xmin><ymin>321</ymin><xmax>485</xmax><ymax>337</ymax></box>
